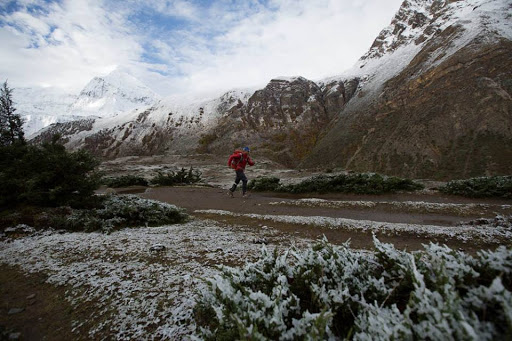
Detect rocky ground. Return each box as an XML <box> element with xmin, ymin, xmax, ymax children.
<box><xmin>1</xmin><ymin>155</ymin><xmax>511</xmax><ymax>340</ymax></box>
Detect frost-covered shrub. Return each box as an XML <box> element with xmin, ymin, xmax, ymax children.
<box><xmin>248</xmin><ymin>173</ymin><xmax>423</xmax><ymax>194</ymax></box>
<box><xmin>464</xmin><ymin>215</ymin><xmax>512</xmax><ymax>229</ymax></box>
<box><xmin>55</xmin><ymin>195</ymin><xmax>188</xmax><ymax>233</ymax></box>
<box><xmin>193</xmin><ymin>237</ymin><xmax>512</xmax><ymax>340</ymax></box>
<box><xmin>102</xmin><ymin>175</ymin><xmax>149</xmax><ymax>188</ymax></box>
<box><xmin>439</xmin><ymin>176</ymin><xmax>512</xmax><ymax>198</ymax></box>
<box><xmin>150</xmin><ymin>167</ymin><xmax>202</xmax><ymax>186</ymax></box>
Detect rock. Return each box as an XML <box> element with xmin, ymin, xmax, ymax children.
<box><xmin>253</xmin><ymin>238</ymin><xmax>268</xmax><ymax>245</ymax></box>
<box><xmin>104</xmin><ymin>187</ymin><xmax>117</xmax><ymax>195</ymax></box>
<box><xmin>149</xmin><ymin>244</ymin><xmax>166</xmax><ymax>252</ymax></box>
<box><xmin>8</xmin><ymin>308</ymin><xmax>24</xmax><ymax>315</ymax></box>
<box><xmin>26</xmin><ymin>294</ymin><xmax>36</xmax><ymax>300</ymax></box>
<box><xmin>8</xmin><ymin>332</ymin><xmax>21</xmax><ymax>340</ymax></box>
<box><xmin>4</xmin><ymin>224</ymin><xmax>35</xmax><ymax>235</ymax></box>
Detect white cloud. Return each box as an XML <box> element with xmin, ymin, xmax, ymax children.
<box><xmin>0</xmin><ymin>0</ymin><xmax>142</xmax><ymax>91</ymax></box>
<box><xmin>150</xmin><ymin>0</ymin><xmax>404</xmax><ymax>95</ymax></box>
<box><xmin>0</xmin><ymin>0</ymin><xmax>403</xmax><ymax>96</ymax></box>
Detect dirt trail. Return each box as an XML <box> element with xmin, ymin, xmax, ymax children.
<box><xmin>137</xmin><ymin>186</ymin><xmax>510</xmax><ymax>226</ymax></box>
<box><xmin>135</xmin><ymin>185</ymin><xmax>512</xmax><ymax>253</ymax></box>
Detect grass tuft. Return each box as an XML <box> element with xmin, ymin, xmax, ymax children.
<box><xmin>150</xmin><ymin>167</ymin><xmax>202</xmax><ymax>186</ymax></box>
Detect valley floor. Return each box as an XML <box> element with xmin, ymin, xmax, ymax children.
<box><xmin>1</xmin><ymin>158</ymin><xmax>511</xmax><ymax>339</ymax></box>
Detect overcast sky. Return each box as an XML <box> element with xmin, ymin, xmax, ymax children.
<box><xmin>0</xmin><ymin>0</ymin><xmax>403</xmax><ymax>97</ymax></box>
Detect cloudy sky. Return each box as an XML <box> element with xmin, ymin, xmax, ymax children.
<box><xmin>0</xmin><ymin>0</ymin><xmax>403</xmax><ymax>97</ymax></box>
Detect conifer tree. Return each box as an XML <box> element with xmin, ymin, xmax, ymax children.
<box><xmin>0</xmin><ymin>80</ymin><xmax>25</xmax><ymax>146</ymax></box>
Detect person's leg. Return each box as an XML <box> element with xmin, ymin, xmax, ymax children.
<box><xmin>240</xmin><ymin>171</ymin><xmax>248</xmax><ymax>195</ymax></box>
<box><xmin>230</xmin><ymin>170</ymin><xmax>243</xmax><ymax>193</ymax></box>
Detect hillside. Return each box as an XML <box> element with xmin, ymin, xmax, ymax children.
<box><xmin>301</xmin><ymin>0</ymin><xmax>512</xmax><ymax>179</ymax></box>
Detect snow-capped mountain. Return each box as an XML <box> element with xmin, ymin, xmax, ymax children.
<box><xmin>32</xmin><ymin>0</ymin><xmax>512</xmax><ymax>179</ymax></box>
<box><xmin>301</xmin><ymin>0</ymin><xmax>512</xmax><ymax>179</ymax></box>
<box><xmin>69</xmin><ymin>68</ymin><xmax>160</xmax><ymax>118</ymax></box>
<box><xmin>15</xmin><ymin>69</ymin><xmax>161</xmax><ymax>136</ymax></box>
<box><xmin>33</xmin><ymin>87</ymin><xmax>254</xmax><ymax>157</ymax></box>
<box><xmin>13</xmin><ymin>87</ymin><xmax>77</xmax><ymax>136</ymax></box>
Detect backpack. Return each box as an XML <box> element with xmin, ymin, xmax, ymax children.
<box><xmin>229</xmin><ymin>149</ymin><xmax>245</xmax><ymax>169</ymax></box>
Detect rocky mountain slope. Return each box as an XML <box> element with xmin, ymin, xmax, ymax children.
<box><xmin>199</xmin><ymin>76</ymin><xmax>359</xmax><ymax>167</ymax></box>
<box><xmin>35</xmin><ymin>75</ymin><xmax>358</xmax><ymax>165</ymax></box>
<box><xmin>32</xmin><ymin>0</ymin><xmax>511</xmax><ymax>180</ymax></box>
<box><xmin>301</xmin><ymin>0</ymin><xmax>512</xmax><ymax>179</ymax></box>
<box><xmin>34</xmin><ymin>89</ymin><xmax>253</xmax><ymax>158</ymax></box>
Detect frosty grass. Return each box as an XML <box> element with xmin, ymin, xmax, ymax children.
<box><xmin>0</xmin><ymin>219</ymin><xmax>307</xmax><ymax>339</ymax></box>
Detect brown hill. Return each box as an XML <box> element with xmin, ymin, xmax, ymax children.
<box><xmin>300</xmin><ymin>4</ymin><xmax>512</xmax><ymax>180</ymax></box>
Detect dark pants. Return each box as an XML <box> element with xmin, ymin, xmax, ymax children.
<box><xmin>230</xmin><ymin>170</ymin><xmax>248</xmax><ymax>194</ymax></box>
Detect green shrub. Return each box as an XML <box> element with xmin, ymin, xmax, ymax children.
<box><xmin>150</xmin><ymin>167</ymin><xmax>202</xmax><ymax>186</ymax></box>
<box><xmin>0</xmin><ymin>142</ymin><xmax>101</xmax><ymax>208</ymax></box>
<box><xmin>248</xmin><ymin>173</ymin><xmax>423</xmax><ymax>194</ymax></box>
<box><xmin>103</xmin><ymin>175</ymin><xmax>149</xmax><ymax>188</ymax></box>
<box><xmin>194</xmin><ymin>237</ymin><xmax>512</xmax><ymax>340</ymax></box>
<box><xmin>248</xmin><ymin>176</ymin><xmax>281</xmax><ymax>191</ymax></box>
<box><xmin>439</xmin><ymin>176</ymin><xmax>512</xmax><ymax>198</ymax></box>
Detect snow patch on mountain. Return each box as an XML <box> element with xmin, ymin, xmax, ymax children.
<box><xmin>320</xmin><ymin>0</ymin><xmax>511</xmax><ymax>96</ymax></box>
<box><xmin>13</xmin><ymin>87</ymin><xmax>78</xmax><ymax>136</ymax></box>
<box><xmin>272</xmin><ymin>76</ymin><xmax>307</xmax><ymax>82</ymax></box>
<box><xmin>54</xmin><ymin>86</ymin><xmax>253</xmax><ymax>155</ymax></box>
<box><xmin>14</xmin><ymin>69</ymin><xmax>162</xmax><ymax>136</ymax></box>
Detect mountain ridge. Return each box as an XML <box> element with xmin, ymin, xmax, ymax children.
<box><xmin>29</xmin><ymin>0</ymin><xmax>512</xmax><ymax>180</ymax></box>
<box><xmin>300</xmin><ymin>0</ymin><xmax>512</xmax><ymax>179</ymax></box>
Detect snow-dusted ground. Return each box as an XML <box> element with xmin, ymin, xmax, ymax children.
<box><xmin>269</xmin><ymin>198</ymin><xmax>512</xmax><ymax>216</ymax></box>
<box><xmin>0</xmin><ymin>219</ymin><xmax>309</xmax><ymax>339</ymax></box>
<box><xmin>195</xmin><ymin>209</ymin><xmax>512</xmax><ymax>244</ymax></box>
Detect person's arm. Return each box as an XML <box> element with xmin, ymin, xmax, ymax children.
<box><xmin>228</xmin><ymin>154</ymin><xmax>241</xmax><ymax>168</ymax></box>
<box><xmin>227</xmin><ymin>154</ymin><xmax>234</xmax><ymax>167</ymax></box>
<box><xmin>248</xmin><ymin>157</ymin><xmax>255</xmax><ymax>166</ymax></box>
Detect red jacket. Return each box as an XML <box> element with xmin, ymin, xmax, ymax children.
<box><xmin>228</xmin><ymin>151</ymin><xmax>254</xmax><ymax>171</ymax></box>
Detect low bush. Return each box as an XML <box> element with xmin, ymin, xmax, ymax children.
<box><xmin>194</xmin><ymin>237</ymin><xmax>512</xmax><ymax>340</ymax></box>
<box><xmin>55</xmin><ymin>195</ymin><xmax>189</xmax><ymax>233</ymax></box>
<box><xmin>102</xmin><ymin>175</ymin><xmax>149</xmax><ymax>188</ymax></box>
<box><xmin>150</xmin><ymin>167</ymin><xmax>202</xmax><ymax>186</ymax></box>
<box><xmin>247</xmin><ymin>176</ymin><xmax>281</xmax><ymax>192</ymax></box>
<box><xmin>439</xmin><ymin>176</ymin><xmax>512</xmax><ymax>198</ymax></box>
<box><xmin>248</xmin><ymin>173</ymin><xmax>423</xmax><ymax>194</ymax></box>
<box><xmin>1</xmin><ymin>195</ymin><xmax>189</xmax><ymax>233</ymax></box>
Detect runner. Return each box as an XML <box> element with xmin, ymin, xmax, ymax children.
<box><xmin>227</xmin><ymin>146</ymin><xmax>255</xmax><ymax>198</ymax></box>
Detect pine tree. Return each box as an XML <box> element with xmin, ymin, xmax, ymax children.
<box><xmin>0</xmin><ymin>80</ymin><xmax>25</xmax><ymax>146</ymax></box>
